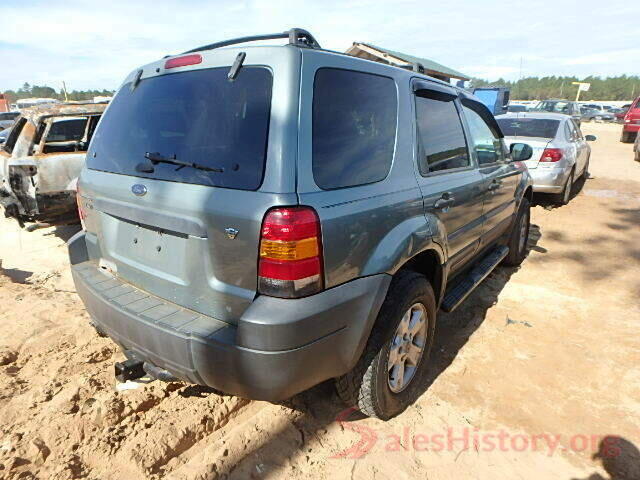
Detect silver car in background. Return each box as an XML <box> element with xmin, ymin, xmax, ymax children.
<box><xmin>496</xmin><ymin>112</ymin><xmax>596</xmax><ymax>204</ymax></box>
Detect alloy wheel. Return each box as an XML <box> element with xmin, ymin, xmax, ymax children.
<box><xmin>387</xmin><ymin>303</ymin><xmax>428</xmax><ymax>393</ymax></box>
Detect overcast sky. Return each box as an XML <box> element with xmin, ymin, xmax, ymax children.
<box><xmin>1</xmin><ymin>0</ymin><xmax>639</xmax><ymax>91</ymax></box>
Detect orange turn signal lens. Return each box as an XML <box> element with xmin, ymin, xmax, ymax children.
<box><xmin>259</xmin><ymin>237</ymin><xmax>319</xmax><ymax>261</ymax></box>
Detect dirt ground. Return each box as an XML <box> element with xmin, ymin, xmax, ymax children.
<box><xmin>0</xmin><ymin>122</ymin><xmax>638</xmax><ymax>480</ymax></box>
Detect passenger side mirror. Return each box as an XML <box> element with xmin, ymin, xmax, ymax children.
<box><xmin>510</xmin><ymin>143</ymin><xmax>533</xmax><ymax>162</ymax></box>
<box><xmin>585</xmin><ymin>134</ymin><xmax>597</xmax><ymax>142</ymax></box>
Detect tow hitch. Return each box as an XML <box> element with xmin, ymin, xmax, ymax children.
<box><xmin>114</xmin><ymin>357</ymin><xmax>178</xmax><ymax>383</ymax></box>
<box><xmin>114</xmin><ymin>359</ymin><xmax>145</xmax><ymax>382</ymax></box>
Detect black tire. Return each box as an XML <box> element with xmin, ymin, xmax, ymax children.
<box><xmin>503</xmin><ymin>197</ymin><xmax>530</xmax><ymax>267</ymax></box>
<box><xmin>553</xmin><ymin>168</ymin><xmax>574</xmax><ymax>205</ymax></box>
<box><xmin>635</xmin><ymin>151</ymin><xmax>640</xmax><ymax>163</ymax></box>
<box><xmin>621</xmin><ymin>131</ymin><xmax>635</xmax><ymax>143</ymax></box>
<box><xmin>335</xmin><ymin>271</ymin><xmax>436</xmax><ymax>420</ymax></box>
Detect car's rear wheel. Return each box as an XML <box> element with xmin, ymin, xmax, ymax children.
<box><xmin>503</xmin><ymin>197</ymin><xmax>530</xmax><ymax>267</ymax></box>
<box><xmin>554</xmin><ymin>169</ymin><xmax>574</xmax><ymax>205</ymax></box>
<box><xmin>621</xmin><ymin>131</ymin><xmax>635</xmax><ymax>143</ymax></box>
<box><xmin>335</xmin><ymin>271</ymin><xmax>436</xmax><ymax>420</ymax></box>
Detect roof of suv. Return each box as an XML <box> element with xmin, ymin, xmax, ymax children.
<box><xmin>151</xmin><ymin>28</ymin><xmax>465</xmax><ymax>95</ymax></box>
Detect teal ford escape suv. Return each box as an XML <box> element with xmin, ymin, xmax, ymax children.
<box><xmin>69</xmin><ymin>29</ymin><xmax>533</xmax><ymax>419</ymax></box>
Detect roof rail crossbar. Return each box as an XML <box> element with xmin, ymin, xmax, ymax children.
<box><xmin>183</xmin><ymin>28</ymin><xmax>321</xmax><ymax>54</ymax></box>
<box><xmin>398</xmin><ymin>62</ymin><xmax>425</xmax><ymax>74</ymax></box>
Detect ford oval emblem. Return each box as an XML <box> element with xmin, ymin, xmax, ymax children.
<box><xmin>131</xmin><ymin>184</ymin><xmax>147</xmax><ymax>196</ymax></box>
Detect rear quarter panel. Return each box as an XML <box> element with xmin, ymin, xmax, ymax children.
<box><xmin>296</xmin><ymin>51</ymin><xmax>444</xmax><ymax>289</ymax></box>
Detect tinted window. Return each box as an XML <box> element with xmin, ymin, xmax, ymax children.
<box><xmin>463</xmin><ymin>105</ymin><xmax>506</xmax><ymax>165</ymax></box>
<box><xmin>496</xmin><ymin>118</ymin><xmax>560</xmax><ymax>138</ymax></box>
<box><xmin>507</xmin><ymin>105</ymin><xmax>527</xmax><ymax>112</ymax></box>
<box><xmin>46</xmin><ymin>118</ymin><xmax>87</xmax><ymax>142</ymax></box>
<box><xmin>88</xmin><ymin>67</ymin><xmax>273</xmax><ymax>190</ymax></box>
<box><xmin>312</xmin><ymin>68</ymin><xmax>397</xmax><ymax>189</ymax></box>
<box><xmin>415</xmin><ymin>93</ymin><xmax>469</xmax><ymax>174</ymax></box>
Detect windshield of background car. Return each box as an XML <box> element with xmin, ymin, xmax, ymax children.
<box><xmin>496</xmin><ymin>118</ymin><xmax>560</xmax><ymax>138</ymax></box>
<box><xmin>87</xmin><ymin>66</ymin><xmax>273</xmax><ymax>190</ymax></box>
<box><xmin>537</xmin><ymin>101</ymin><xmax>570</xmax><ymax>113</ymax></box>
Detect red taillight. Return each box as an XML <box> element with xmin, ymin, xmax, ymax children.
<box><xmin>164</xmin><ymin>54</ymin><xmax>202</xmax><ymax>69</ymax></box>
<box><xmin>76</xmin><ymin>186</ymin><xmax>86</xmax><ymax>230</ymax></box>
<box><xmin>540</xmin><ymin>148</ymin><xmax>563</xmax><ymax>162</ymax></box>
<box><xmin>258</xmin><ymin>207</ymin><xmax>323</xmax><ymax>298</ymax></box>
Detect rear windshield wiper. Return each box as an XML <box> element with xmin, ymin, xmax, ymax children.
<box><xmin>143</xmin><ymin>151</ymin><xmax>224</xmax><ymax>173</ymax></box>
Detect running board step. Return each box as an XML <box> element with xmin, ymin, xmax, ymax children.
<box><xmin>441</xmin><ymin>246</ymin><xmax>509</xmax><ymax>313</ymax></box>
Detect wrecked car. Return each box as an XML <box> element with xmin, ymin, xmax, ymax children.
<box><xmin>0</xmin><ymin>102</ymin><xmax>106</xmax><ymax>227</ymax></box>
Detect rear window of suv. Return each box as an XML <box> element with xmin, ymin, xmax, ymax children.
<box><xmin>87</xmin><ymin>67</ymin><xmax>273</xmax><ymax>190</ymax></box>
<box><xmin>312</xmin><ymin>68</ymin><xmax>397</xmax><ymax>190</ymax></box>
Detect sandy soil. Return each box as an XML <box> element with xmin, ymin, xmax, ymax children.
<box><xmin>0</xmin><ymin>122</ymin><xmax>638</xmax><ymax>480</ymax></box>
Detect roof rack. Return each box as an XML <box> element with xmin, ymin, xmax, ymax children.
<box><xmin>397</xmin><ymin>62</ymin><xmax>425</xmax><ymax>74</ymax></box>
<box><xmin>183</xmin><ymin>28</ymin><xmax>321</xmax><ymax>54</ymax></box>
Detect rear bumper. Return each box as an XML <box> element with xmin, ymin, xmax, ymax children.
<box><xmin>68</xmin><ymin>232</ymin><xmax>390</xmax><ymax>401</ymax></box>
<box><xmin>529</xmin><ymin>166</ymin><xmax>570</xmax><ymax>193</ymax></box>
<box><xmin>623</xmin><ymin>123</ymin><xmax>640</xmax><ymax>133</ymax></box>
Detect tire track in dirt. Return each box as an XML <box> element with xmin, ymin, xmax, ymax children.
<box><xmin>0</xmin><ymin>274</ymin><xmax>264</xmax><ymax>480</ymax></box>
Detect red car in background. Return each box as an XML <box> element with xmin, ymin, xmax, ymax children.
<box><xmin>615</xmin><ymin>104</ymin><xmax>631</xmax><ymax>123</ymax></box>
<box><xmin>621</xmin><ymin>97</ymin><xmax>640</xmax><ymax>143</ymax></box>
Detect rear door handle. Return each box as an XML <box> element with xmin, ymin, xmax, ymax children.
<box><xmin>434</xmin><ymin>193</ymin><xmax>455</xmax><ymax>210</ymax></box>
<box><xmin>488</xmin><ymin>180</ymin><xmax>502</xmax><ymax>192</ymax></box>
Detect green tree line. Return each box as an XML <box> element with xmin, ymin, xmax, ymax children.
<box><xmin>2</xmin><ymin>83</ymin><xmax>115</xmax><ymax>103</ymax></box>
<box><xmin>4</xmin><ymin>75</ymin><xmax>640</xmax><ymax>104</ymax></box>
<box><xmin>473</xmin><ymin>75</ymin><xmax>640</xmax><ymax>101</ymax></box>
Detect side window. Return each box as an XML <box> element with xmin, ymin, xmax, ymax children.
<box><xmin>2</xmin><ymin>117</ymin><xmax>26</xmax><ymax>155</ymax></box>
<box><xmin>564</xmin><ymin>122</ymin><xmax>574</xmax><ymax>141</ymax></box>
<box><xmin>42</xmin><ymin>117</ymin><xmax>89</xmax><ymax>154</ymax></box>
<box><xmin>571</xmin><ymin>120</ymin><xmax>583</xmax><ymax>139</ymax></box>
<box><xmin>312</xmin><ymin>68</ymin><xmax>397</xmax><ymax>190</ymax></box>
<box><xmin>414</xmin><ymin>92</ymin><xmax>470</xmax><ymax>174</ymax></box>
<box><xmin>462</xmin><ymin>105</ymin><xmax>506</xmax><ymax>165</ymax></box>
<box><xmin>565</xmin><ymin>121</ymin><xmax>581</xmax><ymax>141</ymax></box>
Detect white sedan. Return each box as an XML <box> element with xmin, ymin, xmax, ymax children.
<box><xmin>496</xmin><ymin>112</ymin><xmax>596</xmax><ymax>205</ymax></box>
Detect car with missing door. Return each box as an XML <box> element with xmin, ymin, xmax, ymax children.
<box><xmin>69</xmin><ymin>29</ymin><xmax>533</xmax><ymax>420</ymax></box>
<box><xmin>0</xmin><ymin>102</ymin><xmax>106</xmax><ymax>227</ymax></box>
<box><xmin>497</xmin><ymin>112</ymin><xmax>595</xmax><ymax>205</ymax></box>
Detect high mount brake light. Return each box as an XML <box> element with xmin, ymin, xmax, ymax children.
<box><xmin>258</xmin><ymin>207</ymin><xmax>323</xmax><ymax>298</ymax></box>
<box><xmin>540</xmin><ymin>148</ymin><xmax>563</xmax><ymax>162</ymax></box>
<box><xmin>164</xmin><ymin>54</ymin><xmax>203</xmax><ymax>69</ymax></box>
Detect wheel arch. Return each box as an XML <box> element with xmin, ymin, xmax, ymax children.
<box><xmin>397</xmin><ymin>248</ymin><xmax>445</xmax><ymax>306</ymax></box>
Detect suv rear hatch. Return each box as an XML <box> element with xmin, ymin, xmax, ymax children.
<box><xmin>79</xmin><ymin>49</ymin><xmax>300</xmax><ymax>323</ymax></box>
